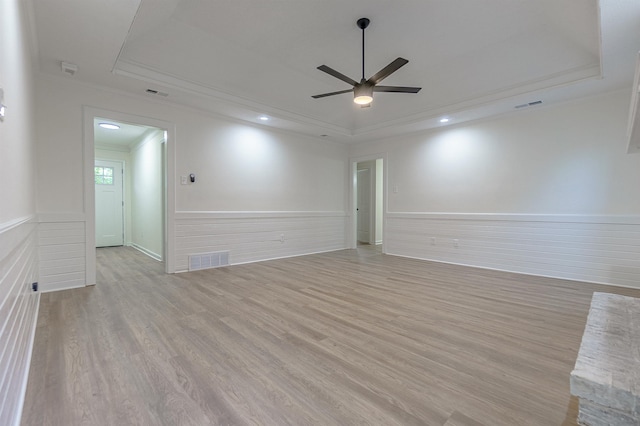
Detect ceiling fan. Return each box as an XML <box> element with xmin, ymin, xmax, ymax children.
<box><xmin>312</xmin><ymin>17</ymin><xmax>421</xmax><ymax>107</ymax></box>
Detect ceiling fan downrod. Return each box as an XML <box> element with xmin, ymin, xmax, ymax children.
<box><xmin>357</xmin><ymin>18</ymin><xmax>370</xmax><ymax>82</ymax></box>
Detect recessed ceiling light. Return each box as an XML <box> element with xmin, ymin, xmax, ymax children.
<box><xmin>259</xmin><ymin>116</ymin><xmax>269</xmax><ymax>121</ymax></box>
<box><xmin>99</xmin><ymin>123</ymin><xmax>120</xmax><ymax>130</ymax></box>
<box><xmin>439</xmin><ymin>118</ymin><xmax>450</xmax><ymax>123</ymax></box>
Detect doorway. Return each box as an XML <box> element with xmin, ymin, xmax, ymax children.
<box><xmin>84</xmin><ymin>107</ymin><xmax>176</xmax><ymax>285</ymax></box>
<box><xmin>94</xmin><ymin>118</ymin><xmax>165</xmax><ymax>261</ymax></box>
<box><xmin>353</xmin><ymin>157</ymin><xmax>384</xmax><ymax>249</ymax></box>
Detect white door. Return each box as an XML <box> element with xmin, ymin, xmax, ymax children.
<box><xmin>357</xmin><ymin>168</ymin><xmax>371</xmax><ymax>243</ymax></box>
<box><xmin>95</xmin><ymin>159</ymin><xmax>124</xmax><ymax>247</ymax></box>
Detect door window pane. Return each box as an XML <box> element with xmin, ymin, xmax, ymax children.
<box><xmin>95</xmin><ymin>166</ymin><xmax>114</xmax><ymax>185</ymax></box>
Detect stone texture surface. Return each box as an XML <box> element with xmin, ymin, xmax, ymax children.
<box><xmin>578</xmin><ymin>400</ymin><xmax>639</xmax><ymax>426</ymax></box>
<box><xmin>570</xmin><ymin>292</ymin><xmax>640</xmax><ymax>425</ymax></box>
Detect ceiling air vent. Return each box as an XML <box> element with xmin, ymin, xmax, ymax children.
<box><xmin>515</xmin><ymin>100</ymin><xmax>542</xmax><ymax>109</ymax></box>
<box><xmin>145</xmin><ymin>88</ymin><xmax>169</xmax><ymax>97</ymax></box>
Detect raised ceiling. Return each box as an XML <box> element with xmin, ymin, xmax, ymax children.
<box><xmin>31</xmin><ymin>0</ymin><xmax>640</xmax><ymax>143</ymax></box>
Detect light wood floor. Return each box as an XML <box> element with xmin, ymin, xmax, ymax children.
<box><xmin>22</xmin><ymin>246</ymin><xmax>640</xmax><ymax>426</ymax></box>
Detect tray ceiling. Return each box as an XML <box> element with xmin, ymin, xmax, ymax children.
<box><xmin>31</xmin><ymin>0</ymin><xmax>640</xmax><ymax>143</ymax></box>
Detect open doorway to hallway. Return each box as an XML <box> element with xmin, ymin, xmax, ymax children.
<box><xmin>354</xmin><ymin>158</ymin><xmax>384</xmax><ymax>248</ymax></box>
<box><xmin>94</xmin><ymin>117</ymin><xmax>166</xmax><ymax>262</ymax></box>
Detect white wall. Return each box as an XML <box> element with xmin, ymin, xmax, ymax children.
<box><xmin>0</xmin><ymin>1</ymin><xmax>40</xmax><ymax>425</ymax></box>
<box><xmin>131</xmin><ymin>129</ymin><xmax>164</xmax><ymax>260</ymax></box>
<box><xmin>35</xmin><ymin>75</ymin><xmax>349</xmax><ymax>281</ymax></box>
<box><xmin>351</xmin><ymin>91</ymin><xmax>640</xmax><ymax>288</ymax></box>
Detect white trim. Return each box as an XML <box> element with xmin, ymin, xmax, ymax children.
<box><xmin>37</xmin><ymin>213</ymin><xmax>85</xmax><ymax>223</ymax></box>
<box><xmin>14</xmin><ymin>293</ymin><xmax>39</xmax><ymax>426</ymax></box>
<box><xmin>0</xmin><ymin>215</ymin><xmax>35</xmax><ymax>234</ymax></box>
<box><xmin>175</xmin><ymin>211</ymin><xmax>347</xmax><ymax>220</ymax></box>
<box><xmin>113</xmin><ymin>58</ymin><xmax>350</xmax><ymax>136</ymax></box>
<box><xmin>174</xmin><ymin>247</ymin><xmax>344</xmax><ymax>274</ymax></box>
<box><xmin>386</xmin><ymin>212</ymin><xmax>640</xmax><ymax>225</ymax></box>
<box><xmin>386</xmin><ymin>252</ymin><xmax>640</xmax><ymax>291</ymax></box>
<box><xmin>130</xmin><ymin>243</ymin><xmax>162</xmax><ymax>262</ymax></box>
<box><xmin>130</xmin><ymin>129</ymin><xmax>165</xmax><ymax>152</ymax></box>
<box><xmin>40</xmin><ymin>281</ymin><xmax>85</xmax><ymax>293</ymax></box>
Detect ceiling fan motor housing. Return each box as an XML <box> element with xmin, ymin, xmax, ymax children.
<box><xmin>357</xmin><ymin>18</ymin><xmax>370</xmax><ymax>30</ymax></box>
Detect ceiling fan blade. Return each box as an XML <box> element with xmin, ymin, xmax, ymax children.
<box><xmin>317</xmin><ymin>65</ymin><xmax>358</xmax><ymax>86</ymax></box>
<box><xmin>367</xmin><ymin>58</ymin><xmax>409</xmax><ymax>85</ymax></box>
<box><xmin>373</xmin><ymin>86</ymin><xmax>421</xmax><ymax>93</ymax></box>
<box><xmin>312</xmin><ymin>88</ymin><xmax>354</xmax><ymax>99</ymax></box>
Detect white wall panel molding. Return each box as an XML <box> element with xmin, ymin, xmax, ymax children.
<box><xmin>388</xmin><ymin>212</ymin><xmax>640</xmax><ymax>225</ymax></box>
<box><xmin>0</xmin><ymin>219</ymin><xmax>39</xmax><ymax>426</ymax></box>
<box><xmin>37</xmin><ymin>221</ymin><xmax>86</xmax><ymax>292</ymax></box>
<box><xmin>385</xmin><ymin>213</ymin><xmax>640</xmax><ymax>289</ymax></box>
<box><xmin>175</xmin><ymin>212</ymin><xmax>348</xmax><ymax>272</ymax></box>
<box><xmin>176</xmin><ymin>211</ymin><xmax>346</xmax><ymax>220</ymax></box>
<box><xmin>0</xmin><ymin>216</ymin><xmax>36</xmax><ymax>264</ymax></box>
<box><xmin>37</xmin><ymin>212</ymin><xmax>86</xmax><ymax>223</ymax></box>
<box><xmin>130</xmin><ymin>243</ymin><xmax>162</xmax><ymax>262</ymax></box>
<box><xmin>0</xmin><ymin>215</ymin><xmax>36</xmax><ymax>234</ymax></box>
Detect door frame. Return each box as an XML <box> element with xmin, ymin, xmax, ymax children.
<box><xmin>349</xmin><ymin>153</ymin><xmax>387</xmax><ymax>251</ymax></box>
<box><xmin>83</xmin><ymin>106</ymin><xmax>176</xmax><ymax>285</ymax></box>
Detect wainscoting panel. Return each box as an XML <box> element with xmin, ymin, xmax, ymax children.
<box><xmin>0</xmin><ymin>217</ymin><xmax>39</xmax><ymax>426</ymax></box>
<box><xmin>386</xmin><ymin>213</ymin><xmax>640</xmax><ymax>289</ymax></box>
<box><xmin>175</xmin><ymin>212</ymin><xmax>348</xmax><ymax>272</ymax></box>
<box><xmin>38</xmin><ymin>219</ymin><xmax>86</xmax><ymax>292</ymax></box>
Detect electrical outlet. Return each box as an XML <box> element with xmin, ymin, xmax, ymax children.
<box><xmin>181</xmin><ymin>175</ymin><xmax>188</xmax><ymax>185</ymax></box>
<box><xmin>280</xmin><ymin>233</ymin><xmax>285</xmax><ymax>243</ymax></box>
<box><xmin>430</xmin><ymin>237</ymin><xmax>436</xmax><ymax>245</ymax></box>
<box><xmin>453</xmin><ymin>239</ymin><xmax>459</xmax><ymax>248</ymax></box>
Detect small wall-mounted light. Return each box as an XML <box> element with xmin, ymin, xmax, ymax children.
<box><xmin>0</xmin><ymin>88</ymin><xmax>5</xmax><ymax>122</ymax></box>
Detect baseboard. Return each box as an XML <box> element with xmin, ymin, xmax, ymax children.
<box><xmin>40</xmin><ymin>281</ymin><xmax>85</xmax><ymax>293</ymax></box>
<box><xmin>385</xmin><ymin>251</ymin><xmax>640</xmax><ymax>290</ymax></box>
<box><xmin>175</xmin><ymin>247</ymin><xmax>346</xmax><ymax>273</ymax></box>
<box><xmin>130</xmin><ymin>243</ymin><xmax>162</xmax><ymax>262</ymax></box>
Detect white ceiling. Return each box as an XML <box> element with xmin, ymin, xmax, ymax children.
<box><xmin>94</xmin><ymin>118</ymin><xmax>158</xmax><ymax>150</ymax></box>
<box><xmin>31</xmin><ymin>0</ymin><xmax>640</xmax><ymax>143</ymax></box>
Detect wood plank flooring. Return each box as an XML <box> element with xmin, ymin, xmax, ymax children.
<box><xmin>21</xmin><ymin>246</ymin><xmax>640</xmax><ymax>425</ymax></box>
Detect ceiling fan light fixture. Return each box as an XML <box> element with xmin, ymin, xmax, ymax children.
<box><xmin>354</xmin><ymin>85</ymin><xmax>373</xmax><ymax>105</ymax></box>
